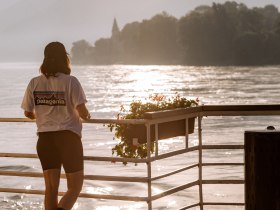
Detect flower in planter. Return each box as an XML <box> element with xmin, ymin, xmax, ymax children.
<box><xmin>108</xmin><ymin>93</ymin><xmax>199</xmax><ymax>163</ymax></box>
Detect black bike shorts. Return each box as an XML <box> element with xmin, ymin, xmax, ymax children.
<box><xmin>37</xmin><ymin>130</ymin><xmax>84</xmax><ymax>173</ymax></box>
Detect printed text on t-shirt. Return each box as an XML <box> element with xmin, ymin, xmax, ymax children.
<box><xmin>33</xmin><ymin>91</ymin><xmax>66</xmax><ymax>106</ymax></box>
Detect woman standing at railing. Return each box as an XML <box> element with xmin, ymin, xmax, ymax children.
<box><xmin>21</xmin><ymin>42</ymin><xmax>90</xmax><ymax>210</ymax></box>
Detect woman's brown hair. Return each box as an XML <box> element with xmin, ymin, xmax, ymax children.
<box><xmin>40</xmin><ymin>42</ymin><xmax>71</xmax><ymax>78</ymax></box>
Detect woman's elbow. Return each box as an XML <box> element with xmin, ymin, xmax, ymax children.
<box><xmin>76</xmin><ymin>104</ymin><xmax>91</xmax><ymax>120</ymax></box>
<box><xmin>79</xmin><ymin>112</ymin><xmax>90</xmax><ymax>120</ymax></box>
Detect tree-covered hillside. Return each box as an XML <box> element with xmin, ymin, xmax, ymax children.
<box><xmin>71</xmin><ymin>1</ymin><xmax>280</xmax><ymax>66</ymax></box>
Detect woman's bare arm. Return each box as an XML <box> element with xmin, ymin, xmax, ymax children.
<box><xmin>24</xmin><ymin>111</ymin><xmax>36</xmax><ymax>120</ymax></box>
<box><xmin>76</xmin><ymin>103</ymin><xmax>91</xmax><ymax>120</ymax></box>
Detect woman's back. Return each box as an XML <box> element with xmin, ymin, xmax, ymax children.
<box><xmin>22</xmin><ymin>73</ymin><xmax>87</xmax><ymax>137</ymax></box>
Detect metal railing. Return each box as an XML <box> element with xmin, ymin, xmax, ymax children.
<box><xmin>1</xmin><ymin>104</ymin><xmax>280</xmax><ymax>209</ymax></box>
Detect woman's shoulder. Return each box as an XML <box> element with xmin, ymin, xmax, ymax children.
<box><xmin>58</xmin><ymin>74</ymin><xmax>81</xmax><ymax>86</ymax></box>
<box><xmin>25</xmin><ymin>75</ymin><xmax>45</xmax><ymax>89</ymax></box>
<box><xmin>30</xmin><ymin>75</ymin><xmax>44</xmax><ymax>83</ymax></box>
<box><xmin>58</xmin><ymin>73</ymin><xmax>76</xmax><ymax>79</ymax></box>
<box><xmin>55</xmin><ymin>73</ymin><xmax>75</xmax><ymax>80</ymax></box>
<box><xmin>68</xmin><ymin>75</ymin><xmax>80</xmax><ymax>83</ymax></box>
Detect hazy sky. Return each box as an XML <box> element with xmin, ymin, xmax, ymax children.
<box><xmin>1</xmin><ymin>0</ymin><xmax>280</xmax><ymax>61</ymax></box>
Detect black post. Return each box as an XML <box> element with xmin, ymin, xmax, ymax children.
<box><xmin>245</xmin><ymin>131</ymin><xmax>280</xmax><ymax>210</ymax></box>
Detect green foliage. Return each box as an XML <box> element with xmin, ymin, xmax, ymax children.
<box><xmin>108</xmin><ymin>94</ymin><xmax>199</xmax><ymax>162</ymax></box>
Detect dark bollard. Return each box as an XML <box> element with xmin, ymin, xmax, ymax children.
<box><xmin>245</xmin><ymin>129</ymin><xmax>280</xmax><ymax>210</ymax></box>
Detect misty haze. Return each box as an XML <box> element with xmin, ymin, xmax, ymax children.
<box><xmin>1</xmin><ymin>0</ymin><xmax>280</xmax><ymax>62</ymax></box>
<box><xmin>2</xmin><ymin>1</ymin><xmax>280</xmax><ymax>210</ymax></box>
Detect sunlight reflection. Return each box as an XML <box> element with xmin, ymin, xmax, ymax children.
<box><xmin>126</xmin><ymin>66</ymin><xmax>171</xmax><ymax>96</ymax></box>
<box><xmin>96</xmin><ymin>206</ymin><xmax>120</xmax><ymax>210</ymax></box>
<box><xmin>167</xmin><ymin>200</ymin><xmax>177</xmax><ymax>208</ymax></box>
<box><xmin>24</xmin><ymin>185</ymin><xmax>31</xmax><ymax>190</ymax></box>
<box><xmin>85</xmin><ymin>186</ymin><xmax>113</xmax><ymax>194</ymax></box>
<box><xmin>73</xmin><ymin>202</ymin><xmax>80</xmax><ymax>209</ymax></box>
<box><xmin>96</xmin><ymin>202</ymin><xmax>144</xmax><ymax>210</ymax></box>
<box><xmin>215</xmin><ymin>193</ymin><xmax>226</xmax><ymax>197</ymax></box>
<box><xmin>190</xmin><ymin>138</ymin><xmax>199</xmax><ymax>146</ymax></box>
<box><xmin>152</xmin><ymin>186</ymin><xmax>163</xmax><ymax>194</ymax></box>
<box><xmin>2</xmin><ymin>197</ymin><xmax>43</xmax><ymax>210</ymax></box>
<box><xmin>158</xmin><ymin>143</ymin><xmax>170</xmax><ymax>151</ymax></box>
<box><xmin>155</xmin><ymin>164</ymin><xmax>166</xmax><ymax>172</ymax></box>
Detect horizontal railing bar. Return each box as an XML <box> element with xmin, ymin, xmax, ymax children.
<box><xmin>2</xmin><ymin>110</ymin><xmax>279</xmax><ymax>125</ymax></box>
<box><xmin>178</xmin><ymin>203</ymin><xmax>200</xmax><ymax>210</ymax></box>
<box><xmin>144</xmin><ymin>104</ymin><xmax>280</xmax><ymax>119</ymax></box>
<box><xmin>85</xmin><ymin>175</ymin><xmax>148</xmax><ymax>182</ymax></box>
<box><xmin>0</xmin><ymin>147</ymin><xmax>197</xmax><ymax>163</ymax></box>
<box><xmin>0</xmin><ymin>118</ymin><xmax>148</xmax><ymax>125</ymax></box>
<box><xmin>0</xmin><ymin>118</ymin><xmax>35</xmax><ymax>123</ymax></box>
<box><xmin>0</xmin><ymin>171</ymin><xmax>44</xmax><ymax>178</ymax></box>
<box><xmin>144</xmin><ymin>107</ymin><xmax>202</xmax><ymax>119</ymax></box>
<box><xmin>202</xmin><ymin>104</ymin><xmax>280</xmax><ymax>112</ymax></box>
<box><xmin>151</xmin><ymin>164</ymin><xmax>198</xmax><ymax>181</ymax></box>
<box><xmin>202</xmin><ymin>145</ymin><xmax>244</xmax><ymax>150</ymax></box>
<box><xmin>147</xmin><ymin>113</ymin><xmax>199</xmax><ymax>125</ymax></box>
<box><xmin>2</xmin><ymin>165</ymin><xmax>249</xmax><ymax>183</ymax></box>
<box><xmin>1</xmin><ymin>111</ymin><xmax>279</xmax><ymax>125</ymax></box>
<box><xmin>0</xmin><ymin>153</ymin><xmax>38</xmax><ymax>158</ymax></box>
<box><xmin>0</xmin><ymin>146</ymin><xmax>243</xmax><ymax>162</ymax></box>
<box><xmin>202</xmin><ymin>110</ymin><xmax>280</xmax><ymax>116</ymax></box>
<box><xmin>202</xmin><ymin>180</ymin><xmax>244</xmax><ymax>184</ymax></box>
<box><xmin>85</xmin><ymin>118</ymin><xmax>148</xmax><ymax>125</ymax></box>
<box><xmin>2</xmin><ymin>104</ymin><xmax>280</xmax><ymax>124</ymax></box>
<box><xmin>151</xmin><ymin>180</ymin><xmax>198</xmax><ymax>201</ymax></box>
<box><xmin>203</xmin><ymin>202</ymin><xmax>245</xmax><ymax>206</ymax></box>
<box><xmin>0</xmin><ymin>188</ymin><xmax>247</xmax><ymax>204</ymax></box>
<box><xmin>1</xmin><ymin>148</ymin><xmax>200</xmax><ymax>163</ymax></box>
<box><xmin>0</xmin><ymin>188</ymin><xmax>45</xmax><ymax>196</ymax></box>
<box><xmin>0</xmin><ymin>153</ymin><xmax>147</xmax><ymax>163</ymax></box>
<box><xmin>0</xmin><ymin>188</ymin><xmax>148</xmax><ymax>201</ymax></box>
<box><xmin>79</xmin><ymin>192</ymin><xmax>148</xmax><ymax>201</ymax></box>
<box><xmin>150</xmin><ymin>146</ymin><xmax>199</xmax><ymax>162</ymax></box>
<box><xmin>83</xmin><ymin>155</ymin><xmax>147</xmax><ymax>163</ymax></box>
<box><xmin>0</xmin><ymin>171</ymin><xmax>148</xmax><ymax>182</ymax></box>
<box><xmin>202</xmin><ymin>163</ymin><xmax>244</xmax><ymax>166</ymax></box>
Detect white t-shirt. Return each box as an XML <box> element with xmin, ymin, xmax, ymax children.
<box><xmin>21</xmin><ymin>73</ymin><xmax>87</xmax><ymax>137</ymax></box>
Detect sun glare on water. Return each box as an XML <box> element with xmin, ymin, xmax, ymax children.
<box><xmin>128</xmin><ymin>67</ymin><xmax>169</xmax><ymax>92</ymax></box>
<box><xmin>123</xmin><ymin>65</ymin><xmax>200</xmax><ymax>99</ymax></box>
<box><xmin>96</xmin><ymin>203</ymin><xmax>144</xmax><ymax>210</ymax></box>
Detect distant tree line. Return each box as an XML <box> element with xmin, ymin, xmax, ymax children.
<box><xmin>71</xmin><ymin>1</ymin><xmax>280</xmax><ymax>66</ymax></box>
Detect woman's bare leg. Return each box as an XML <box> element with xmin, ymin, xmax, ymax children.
<box><xmin>58</xmin><ymin>170</ymin><xmax>84</xmax><ymax>210</ymax></box>
<box><xmin>43</xmin><ymin>169</ymin><xmax>61</xmax><ymax>210</ymax></box>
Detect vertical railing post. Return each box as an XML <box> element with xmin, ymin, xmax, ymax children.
<box><xmin>155</xmin><ymin>123</ymin><xmax>159</xmax><ymax>157</ymax></box>
<box><xmin>185</xmin><ymin>118</ymin><xmax>189</xmax><ymax>149</ymax></box>
<box><xmin>198</xmin><ymin>116</ymin><xmax>204</xmax><ymax>210</ymax></box>
<box><xmin>146</xmin><ymin>123</ymin><xmax>152</xmax><ymax>210</ymax></box>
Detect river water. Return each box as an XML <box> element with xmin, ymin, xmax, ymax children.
<box><xmin>1</xmin><ymin>63</ymin><xmax>280</xmax><ymax>209</ymax></box>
